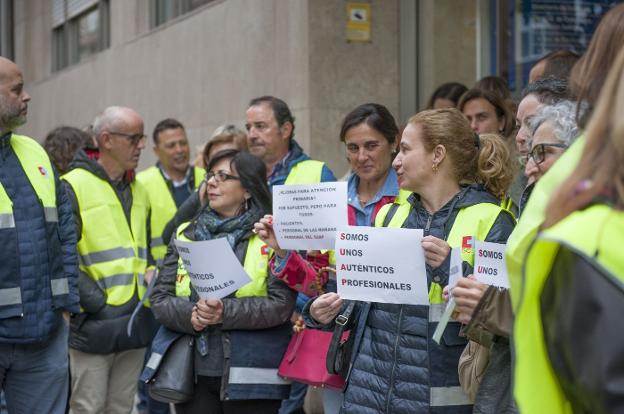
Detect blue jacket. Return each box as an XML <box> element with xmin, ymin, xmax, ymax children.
<box><xmin>0</xmin><ymin>133</ymin><xmax>79</xmax><ymax>343</ymax></box>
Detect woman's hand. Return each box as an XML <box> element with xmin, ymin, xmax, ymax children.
<box><xmin>253</xmin><ymin>215</ymin><xmax>287</xmax><ymax>258</ymax></box>
<box><xmin>191</xmin><ymin>304</ymin><xmax>209</xmax><ymax>331</ymax></box>
<box><xmin>421</xmin><ymin>235</ymin><xmax>451</xmax><ymax>268</ymax></box>
<box><xmin>310</xmin><ymin>292</ymin><xmax>344</xmax><ymax>325</ymax></box>
<box><xmin>451</xmin><ymin>276</ymin><xmax>488</xmax><ymax>324</ymax></box>
<box><xmin>191</xmin><ymin>299</ymin><xmax>224</xmax><ymax>330</ymax></box>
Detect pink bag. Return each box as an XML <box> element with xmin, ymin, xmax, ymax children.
<box><xmin>278</xmin><ymin>320</ymin><xmax>348</xmax><ymax>390</ymax></box>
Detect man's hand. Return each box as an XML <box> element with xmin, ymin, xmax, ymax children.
<box><xmin>144</xmin><ymin>268</ymin><xmax>155</xmax><ymax>285</ymax></box>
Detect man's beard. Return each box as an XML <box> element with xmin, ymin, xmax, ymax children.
<box><xmin>0</xmin><ymin>98</ymin><xmax>26</xmax><ymax>132</ymax></box>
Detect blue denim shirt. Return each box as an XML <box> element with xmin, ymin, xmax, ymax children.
<box><xmin>347</xmin><ymin>169</ymin><xmax>400</xmax><ymax>226</ymax></box>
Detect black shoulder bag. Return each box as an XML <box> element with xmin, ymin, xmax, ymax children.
<box><xmin>326</xmin><ymin>300</ymin><xmax>357</xmax><ymax>377</ymax></box>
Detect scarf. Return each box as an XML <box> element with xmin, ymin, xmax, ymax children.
<box><xmin>193</xmin><ymin>202</ymin><xmax>263</xmax><ymax>248</ymax></box>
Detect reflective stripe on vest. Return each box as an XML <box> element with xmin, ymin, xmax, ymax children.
<box><xmin>378</xmin><ymin>201</ymin><xmax>506</xmax><ymax>304</ymax></box>
<box><xmin>0</xmin><ymin>134</ymin><xmax>62</xmax><ymax>307</ymax></box>
<box><xmin>63</xmin><ymin>168</ymin><xmax>149</xmax><ymax>306</ymax></box>
<box><xmin>0</xmin><ymin>214</ymin><xmax>14</xmax><ymax>229</ymax></box>
<box><xmin>229</xmin><ymin>367</ymin><xmax>291</xmax><ymax>385</ymax></box>
<box><xmin>174</xmin><ymin>222</ymin><xmax>270</xmax><ymax>298</ymax></box>
<box><xmin>137</xmin><ymin>166</ymin><xmax>204</xmax><ymax>263</ymax></box>
<box><xmin>283</xmin><ymin>160</ymin><xmax>325</xmax><ymax>185</ymax></box>
<box><xmin>514</xmin><ymin>204</ymin><xmax>624</xmax><ymax>414</ymax></box>
<box><xmin>0</xmin><ymin>287</ymin><xmax>21</xmax><ymax>306</ymax></box>
<box><xmin>430</xmin><ymin>386</ymin><xmax>473</xmax><ymax>406</ymax></box>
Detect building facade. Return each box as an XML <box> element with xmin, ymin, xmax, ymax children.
<box><xmin>2</xmin><ymin>0</ymin><xmax>616</xmax><ymax>174</ymax></box>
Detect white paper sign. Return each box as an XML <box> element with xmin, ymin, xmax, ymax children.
<box><xmin>273</xmin><ymin>182</ymin><xmax>348</xmax><ymax>250</ymax></box>
<box><xmin>473</xmin><ymin>240</ymin><xmax>509</xmax><ymax>288</ymax></box>
<box><xmin>335</xmin><ymin>225</ymin><xmax>429</xmax><ymax>305</ymax></box>
<box><xmin>174</xmin><ymin>238</ymin><xmax>252</xmax><ymax>299</ymax></box>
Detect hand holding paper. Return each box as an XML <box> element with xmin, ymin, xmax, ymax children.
<box><xmin>451</xmin><ymin>276</ymin><xmax>488</xmax><ymax>324</ymax></box>
<box><xmin>253</xmin><ymin>214</ymin><xmax>287</xmax><ymax>258</ymax></box>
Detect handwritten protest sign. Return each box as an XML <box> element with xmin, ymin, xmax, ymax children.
<box><xmin>273</xmin><ymin>182</ymin><xmax>347</xmax><ymax>250</ymax></box>
<box><xmin>335</xmin><ymin>225</ymin><xmax>428</xmax><ymax>305</ymax></box>
<box><xmin>474</xmin><ymin>240</ymin><xmax>509</xmax><ymax>288</ymax></box>
<box><xmin>174</xmin><ymin>238</ymin><xmax>252</xmax><ymax>299</ymax></box>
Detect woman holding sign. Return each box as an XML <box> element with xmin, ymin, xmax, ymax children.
<box><xmin>149</xmin><ymin>149</ymin><xmax>296</xmax><ymax>414</ymax></box>
<box><xmin>307</xmin><ymin>108</ymin><xmax>516</xmax><ymax>413</ymax></box>
<box><xmin>254</xmin><ymin>103</ymin><xmax>402</xmax><ymax>413</ymax></box>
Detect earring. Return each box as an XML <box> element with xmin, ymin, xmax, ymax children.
<box><xmin>432</xmin><ymin>163</ymin><xmax>439</xmax><ymax>173</ymax></box>
<box><xmin>245</xmin><ymin>197</ymin><xmax>250</xmax><ymax>211</ymax></box>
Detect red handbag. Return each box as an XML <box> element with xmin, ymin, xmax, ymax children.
<box><xmin>278</xmin><ymin>318</ymin><xmax>348</xmax><ymax>390</ymax></box>
<box><xmin>277</xmin><ymin>266</ymin><xmax>348</xmax><ymax>390</ymax></box>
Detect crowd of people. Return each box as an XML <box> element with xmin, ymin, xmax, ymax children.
<box><xmin>0</xmin><ymin>3</ymin><xmax>623</xmax><ymax>414</ymax></box>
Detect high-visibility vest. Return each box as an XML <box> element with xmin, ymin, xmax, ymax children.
<box><xmin>514</xmin><ymin>203</ymin><xmax>624</xmax><ymax>414</ymax></box>
<box><xmin>373</xmin><ymin>198</ymin><xmax>509</xmax><ymax>410</ymax></box>
<box><xmin>374</xmin><ymin>201</ymin><xmax>505</xmax><ymax>303</ymax></box>
<box><xmin>174</xmin><ymin>222</ymin><xmax>271</xmax><ymax>299</ymax></box>
<box><xmin>137</xmin><ymin>165</ymin><xmax>204</xmax><ymax>262</ymax></box>
<box><xmin>284</xmin><ymin>160</ymin><xmax>325</xmax><ymax>184</ymax></box>
<box><xmin>62</xmin><ymin>168</ymin><xmax>149</xmax><ymax>306</ymax></box>
<box><xmin>0</xmin><ymin>134</ymin><xmax>69</xmax><ymax>311</ymax></box>
<box><xmin>506</xmin><ymin>136</ymin><xmax>584</xmax><ymax>308</ymax></box>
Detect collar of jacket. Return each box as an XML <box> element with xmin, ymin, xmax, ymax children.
<box><xmin>68</xmin><ymin>149</ymin><xmax>135</xmax><ymax>185</ymax></box>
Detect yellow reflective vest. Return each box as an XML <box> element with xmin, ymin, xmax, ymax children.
<box><xmin>62</xmin><ymin>168</ymin><xmax>149</xmax><ymax>306</ymax></box>
<box><xmin>0</xmin><ymin>134</ymin><xmax>69</xmax><ymax>309</ymax></box>
<box><xmin>174</xmin><ymin>222</ymin><xmax>271</xmax><ymax>299</ymax></box>
<box><xmin>375</xmin><ymin>200</ymin><xmax>507</xmax><ymax>303</ymax></box>
<box><xmin>137</xmin><ymin>165</ymin><xmax>204</xmax><ymax>262</ymax></box>
<box><xmin>506</xmin><ymin>137</ymin><xmax>584</xmax><ymax>308</ymax></box>
<box><xmin>283</xmin><ymin>160</ymin><xmax>325</xmax><ymax>185</ymax></box>
<box><xmin>514</xmin><ymin>203</ymin><xmax>624</xmax><ymax>414</ymax></box>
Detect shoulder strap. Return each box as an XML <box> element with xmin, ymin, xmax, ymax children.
<box><xmin>382</xmin><ymin>203</ymin><xmax>400</xmax><ymax>227</ymax></box>
<box><xmin>326</xmin><ymin>300</ymin><xmax>357</xmax><ymax>375</ymax></box>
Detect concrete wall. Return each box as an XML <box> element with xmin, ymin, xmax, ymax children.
<box><xmin>11</xmin><ymin>0</ymin><xmax>400</xmax><ymax>176</ymax></box>
<box><xmin>417</xmin><ymin>0</ymin><xmax>477</xmax><ymax>109</ymax></box>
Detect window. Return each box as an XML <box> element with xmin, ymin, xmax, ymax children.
<box><xmin>151</xmin><ymin>0</ymin><xmax>213</xmax><ymax>28</ymax></box>
<box><xmin>52</xmin><ymin>0</ymin><xmax>109</xmax><ymax>72</ymax></box>
<box><xmin>0</xmin><ymin>0</ymin><xmax>14</xmax><ymax>60</ymax></box>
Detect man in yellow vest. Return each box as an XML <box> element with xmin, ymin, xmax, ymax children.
<box><xmin>0</xmin><ymin>57</ymin><xmax>80</xmax><ymax>414</ymax></box>
<box><xmin>246</xmin><ymin>96</ymin><xmax>336</xmax><ymax>187</ymax></box>
<box><xmin>136</xmin><ymin>118</ymin><xmax>203</xmax><ymax>414</ymax></box>
<box><xmin>137</xmin><ymin>118</ymin><xmax>204</xmax><ymax>266</ymax></box>
<box><xmin>63</xmin><ymin>106</ymin><xmax>155</xmax><ymax>414</ymax></box>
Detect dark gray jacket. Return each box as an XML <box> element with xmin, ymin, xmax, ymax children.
<box><xmin>151</xmin><ymin>219</ymin><xmax>296</xmax><ymax>400</ymax></box>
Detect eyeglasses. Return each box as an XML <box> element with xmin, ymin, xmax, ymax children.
<box><xmin>205</xmin><ymin>171</ymin><xmax>240</xmax><ymax>183</ymax></box>
<box><xmin>527</xmin><ymin>143</ymin><xmax>567</xmax><ymax>164</ymax></box>
<box><xmin>109</xmin><ymin>131</ymin><xmax>146</xmax><ymax>146</ymax></box>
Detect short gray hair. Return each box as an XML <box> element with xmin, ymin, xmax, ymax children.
<box><xmin>529</xmin><ymin>100</ymin><xmax>579</xmax><ymax>148</ymax></box>
<box><xmin>92</xmin><ymin>106</ymin><xmax>134</xmax><ymax>138</ymax></box>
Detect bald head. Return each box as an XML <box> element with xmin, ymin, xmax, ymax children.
<box><xmin>93</xmin><ymin>106</ymin><xmax>145</xmax><ymax>180</ymax></box>
<box><xmin>0</xmin><ymin>57</ymin><xmax>30</xmax><ymax>134</ymax></box>
<box><xmin>92</xmin><ymin>106</ymin><xmax>143</xmax><ymax>143</ymax></box>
